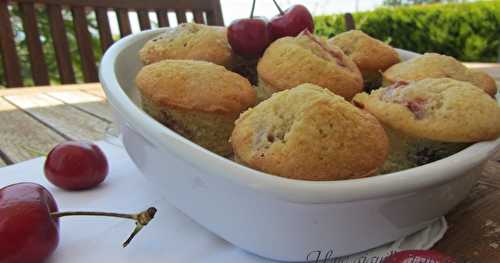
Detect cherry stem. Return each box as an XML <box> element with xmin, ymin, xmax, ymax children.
<box><xmin>271</xmin><ymin>0</ymin><xmax>284</xmax><ymax>15</ymax></box>
<box><xmin>51</xmin><ymin>207</ymin><xmax>157</xmax><ymax>248</ymax></box>
<box><xmin>250</xmin><ymin>0</ymin><xmax>256</xmax><ymax>18</ymax></box>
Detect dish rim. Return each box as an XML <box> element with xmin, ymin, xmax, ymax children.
<box><xmin>99</xmin><ymin>28</ymin><xmax>500</xmax><ymax>204</ymax></box>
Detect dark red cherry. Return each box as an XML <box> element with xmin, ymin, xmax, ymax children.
<box><xmin>0</xmin><ymin>183</ymin><xmax>59</xmax><ymax>263</ymax></box>
<box><xmin>0</xmin><ymin>183</ymin><xmax>156</xmax><ymax>263</ymax></box>
<box><xmin>269</xmin><ymin>4</ymin><xmax>314</xmax><ymax>41</ymax></box>
<box><xmin>44</xmin><ymin>141</ymin><xmax>108</xmax><ymax>190</ymax></box>
<box><xmin>228</xmin><ymin>17</ymin><xmax>270</xmax><ymax>58</ymax></box>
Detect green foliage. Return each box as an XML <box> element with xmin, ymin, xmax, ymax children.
<box><xmin>0</xmin><ymin>5</ymin><xmax>103</xmax><ymax>87</ymax></box>
<box><xmin>314</xmin><ymin>1</ymin><xmax>500</xmax><ymax>62</ymax></box>
<box><xmin>383</xmin><ymin>0</ymin><xmax>466</xmax><ymax>6</ymax></box>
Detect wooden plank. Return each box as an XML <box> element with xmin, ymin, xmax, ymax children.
<box><xmin>137</xmin><ymin>10</ymin><xmax>151</xmax><ymax>30</ymax></box>
<box><xmin>0</xmin><ymin>2</ymin><xmax>23</xmax><ymax>87</ymax></box>
<box><xmin>4</xmin><ymin>94</ymin><xmax>112</xmax><ymax>141</ymax></box>
<box><xmin>0</xmin><ymin>97</ymin><xmax>66</xmax><ymax>163</ymax></box>
<box><xmin>435</xmin><ymin>161</ymin><xmax>500</xmax><ymax>262</ymax></box>
<box><xmin>115</xmin><ymin>8</ymin><xmax>132</xmax><ymax>37</ymax></box>
<box><xmin>193</xmin><ymin>10</ymin><xmax>205</xmax><ymax>24</ymax></box>
<box><xmin>71</xmin><ymin>6</ymin><xmax>98</xmax><ymax>82</ymax></box>
<box><xmin>95</xmin><ymin>7</ymin><xmax>114</xmax><ymax>52</ymax></box>
<box><xmin>83</xmin><ymin>87</ymin><xmax>107</xmax><ymax>98</ymax></box>
<box><xmin>156</xmin><ymin>10</ymin><xmax>169</xmax><ymax>27</ymax></box>
<box><xmin>19</xmin><ymin>2</ymin><xmax>50</xmax><ymax>86</ymax></box>
<box><xmin>45</xmin><ymin>91</ymin><xmax>119</xmax><ymax>136</ymax></box>
<box><xmin>0</xmin><ymin>83</ymin><xmax>102</xmax><ymax>96</ymax></box>
<box><xmin>47</xmin><ymin>4</ymin><xmax>76</xmax><ymax>84</ymax></box>
<box><xmin>175</xmin><ymin>10</ymin><xmax>187</xmax><ymax>24</ymax></box>
<box><xmin>14</xmin><ymin>0</ymin><xmax>214</xmax><ymax>10</ymax></box>
<box><xmin>45</xmin><ymin>91</ymin><xmax>114</xmax><ymax>122</ymax></box>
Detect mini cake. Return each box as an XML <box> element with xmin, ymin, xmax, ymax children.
<box><xmin>383</xmin><ymin>53</ymin><xmax>497</xmax><ymax>96</ymax></box>
<box><xmin>140</xmin><ymin>23</ymin><xmax>234</xmax><ymax>67</ymax></box>
<box><xmin>256</xmin><ymin>31</ymin><xmax>363</xmax><ymax>100</ymax></box>
<box><xmin>139</xmin><ymin>22</ymin><xmax>258</xmax><ymax>84</ymax></box>
<box><xmin>328</xmin><ymin>30</ymin><xmax>400</xmax><ymax>91</ymax></box>
<box><xmin>136</xmin><ymin>60</ymin><xmax>256</xmax><ymax>156</ymax></box>
<box><xmin>353</xmin><ymin>78</ymin><xmax>500</xmax><ymax>173</ymax></box>
<box><xmin>230</xmin><ymin>83</ymin><xmax>389</xmax><ymax>181</ymax></box>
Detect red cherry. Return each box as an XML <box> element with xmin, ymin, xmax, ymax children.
<box><xmin>269</xmin><ymin>4</ymin><xmax>314</xmax><ymax>41</ymax></box>
<box><xmin>228</xmin><ymin>17</ymin><xmax>270</xmax><ymax>58</ymax></box>
<box><xmin>0</xmin><ymin>183</ymin><xmax>157</xmax><ymax>263</ymax></box>
<box><xmin>383</xmin><ymin>250</ymin><xmax>457</xmax><ymax>263</ymax></box>
<box><xmin>0</xmin><ymin>183</ymin><xmax>59</xmax><ymax>263</ymax></box>
<box><xmin>44</xmin><ymin>141</ymin><xmax>108</xmax><ymax>190</ymax></box>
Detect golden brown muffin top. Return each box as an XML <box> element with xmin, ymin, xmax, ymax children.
<box><xmin>139</xmin><ymin>23</ymin><xmax>234</xmax><ymax>67</ymax></box>
<box><xmin>353</xmin><ymin>78</ymin><xmax>500</xmax><ymax>142</ymax></box>
<box><xmin>328</xmin><ymin>30</ymin><xmax>400</xmax><ymax>73</ymax></box>
<box><xmin>230</xmin><ymin>83</ymin><xmax>389</xmax><ymax>181</ymax></box>
<box><xmin>136</xmin><ymin>60</ymin><xmax>256</xmax><ymax>114</ymax></box>
<box><xmin>256</xmin><ymin>31</ymin><xmax>363</xmax><ymax>99</ymax></box>
<box><xmin>383</xmin><ymin>53</ymin><xmax>497</xmax><ymax>96</ymax></box>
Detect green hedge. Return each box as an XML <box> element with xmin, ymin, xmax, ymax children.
<box><xmin>314</xmin><ymin>1</ymin><xmax>500</xmax><ymax>62</ymax></box>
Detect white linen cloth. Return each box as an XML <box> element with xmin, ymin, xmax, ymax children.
<box><xmin>0</xmin><ymin>138</ymin><xmax>447</xmax><ymax>263</ymax></box>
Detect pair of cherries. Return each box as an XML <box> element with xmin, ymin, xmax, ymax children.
<box><xmin>0</xmin><ymin>141</ymin><xmax>156</xmax><ymax>263</ymax></box>
<box><xmin>227</xmin><ymin>0</ymin><xmax>314</xmax><ymax>58</ymax></box>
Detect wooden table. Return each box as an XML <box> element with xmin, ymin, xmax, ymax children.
<box><xmin>0</xmin><ymin>64</ymin><xmax>499</xmax><ymax>262</ymax></box>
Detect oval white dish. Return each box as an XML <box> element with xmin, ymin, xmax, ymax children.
<box><xmin>99</xmin><ymin>28</ymin><xmax>500</xmax><ymax>261</ymax></box>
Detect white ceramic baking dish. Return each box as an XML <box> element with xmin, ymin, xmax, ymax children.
<box><xmin>99</xmin><ymin>28</ymin><xmax>500</xmax><ymax>261</ymax></box>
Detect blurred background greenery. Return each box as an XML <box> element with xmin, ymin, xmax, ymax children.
<box><xmin>315</xmin><ymin>1</ymin><xmax>500</xmax><ymax>62</ymax></box>
<box><xmin>0</xmin><ymin>1</ymin><xmax>498</xmax><ymax>87</ymax></box>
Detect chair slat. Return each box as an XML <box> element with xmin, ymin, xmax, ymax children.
<box><xmin>137</xmin><ymin>10</ymin><xmax>151</xmax><ymax>30</ymax></box>
<box><xmin>193</xmin><ymin>10</ymin><xmax>205</xmax><ymax>24</ymax></box>
<box><xmin>71</xmin><ymin>6</ymin><xmax>98</xmax><ymax>82</ymax></box>
<box><xmin>95</xmin><ymin>7</ymin><xmax>113</xmax><ymax>52</ymax></box>
<box><xmin>175</xmin><ymin>10</ymin><xmax>187</xmax><ymax>24</ymax></box>
<box><xmin>344</xmin><ymin>13</ymin><xmax>356</xmax><ymax>30</ymax></box>
<box><xmin>0</xmin><ymin>2</ymin><xmax>23</xmax><ymax>87</ymax></box>
<box><xmin>47</xmin><ymin>4</ymin><xmax>75</xmax><ymax>84</ymax></box>
<box><xmin>156</xmin><ymin>10</ymin><xmax>169</xmax><ymax>27</ymax></box>
<box><xmin>115</xmin><ymin>8</ymin><xmax>131</xmax><ymax>37</ymax></box>
<box><xmin>206</xmin><ymin>0</ymin><xmax>224</xmax><ymax>26</ymax></box>
<box><xmin>19</xmin><ymin>3</ymin><xmax>49</xmax><ymax>85</ymax></box>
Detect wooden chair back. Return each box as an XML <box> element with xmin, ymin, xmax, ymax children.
<box><xmin>0</xmin><ymin>0</ymin><xmax>224</xmax><ymax>87</ymax></box>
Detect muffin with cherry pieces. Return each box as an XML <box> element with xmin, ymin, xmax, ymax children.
<box><xmin>256</xmin><ymin>31</ymin><xmax>363</xmax><ymax>101</ymax></box>
<box><xmin>328</xmin><ymin>30</ymin><xmax>400</xmax><ymax>91</ymax></box>
<box><xmin>383</xmin><ymin>53</ymin><xmax>497</xmax><ymax>96</ymax></box>
<box><xmin>230</xmin><ymin>83</ymin><xmax>389</xmax><ymax>181</ymax></box>
<box><xmin>139</xmin><ymin>22</ymin><xmax>258</xmax><ymax>84</ymax></box>
<box><xmin>136</xmin><ymin>60</ymin><xmax>256</xmax><ymax>156</ymax></box>
<box><xmin>353</xmin><ymin>78</ymin><xmax>500</xmax><ymax>173</ymax></box>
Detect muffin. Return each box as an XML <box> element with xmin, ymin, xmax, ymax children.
<box><xmin>328</xmin><ymin>30</ymin><xmax>400</xmax><ymax>91</ymax></box>
<box><xmin>383</xmin><ymin>53</ymin><xmax>497</xmax><ymax>96</ymax></box>
<box><xmin>136</xmin><ymin>60</ymin><xmax>256</xmax><ymax>156</ymax></box>
<box><xmin>353</xmin><ymin>78</ymin><xmax>500</xmax><ymax>173</ymax></box>
<box><xmin>230</xmin><ymin>83</ymin><xmax>389</xmax><ymax>181</ymax></box>
<box><xmin>256</xmin><ymin>30</ymin><xmax>363</xmax><ymax>100</ymax></box>
<box><xmin>139</xmin><ymin>22</ymin><xmax>258</xmax><ymax>84</ymax></box>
